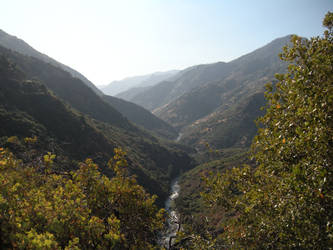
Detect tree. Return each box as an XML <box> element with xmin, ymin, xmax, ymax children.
<box><xmin>0</xmin><ymin>146</ymin><xmax>165</xmax><ymax>249</ymax></box>
<box><xmin>201</xmin><ymin>12</ymin><xmax>333</xmax><ymax>248</ymax></box>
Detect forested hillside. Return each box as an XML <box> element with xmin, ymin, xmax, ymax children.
<box><xmin>0</xmin><ymin>146</ymin><xmax>165</xmax><ymax>248</ymax></box>
<box><xmin>115</xmin><ymin>36</ymin><xmax>290</xmax><ymax>154</ymax></box>
<box><xmin>0</xmin><ymin>8</ymin><xmax>331</xmax><ymax>249</ymax></box>
<box><xmin>0</xmin><ymin>47</ymin><xmax>195</xmax><ymax>207</ymax></box>
<box><xmin>173</xmin><ymin>13</ymin><xmax>332</xmax><ymax>249</ymax></box>
<box><xmin>102</xmin><ymin>95</ymin><xmax>178</xmax><ymax>139</ymax></box>
<box><xmin>0</xmin><ymin>29</ymin><xmax>102</xmax><ymax>95</ymax></box>
<box><xmin>154</xmin><ymin>36</ymin><xmax>290</xmax><ymax>151</ymax></box>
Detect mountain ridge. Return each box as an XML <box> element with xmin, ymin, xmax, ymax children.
<box><xmin>122</xmin><ymin>35</ymin><xmax>292</xmax><ymax>114</ymax></box>
<box><xmin>102</xmin><ymin>95</ymin><xmax>178</xmax><ymax>139</ymax></box>
<box><xmin>145</xmin><ymin>35</ymin><xmax>291</xmax><ymax>151</ymax></box>
<box><xmin>102</xmin><ymin>70</ymin><xmax>179</xmax><ymax>96</ymax></box>
<box><xmin>0</xmin><ymin>45</ymin><xmax>195</xmax><ymax>206</ymax></box>
<box><xmin>0</xmin><ymin>29</ymin><xmax>102</xmax><ymax>95</ymax></box>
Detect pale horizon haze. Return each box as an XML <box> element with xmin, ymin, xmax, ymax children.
<box><xmin>1</xmin><ymin>0</ymin><xmax>332</xmax><ymax>86</ymax></box>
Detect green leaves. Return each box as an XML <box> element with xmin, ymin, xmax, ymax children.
<box><xmin>197</xmin><ymin>12</ymin><xmax>333</xmax><ymax>249</ymax></box>
<box><xmin>0</xmin><ymin>147</ymin><xmax>164</xmax><ymax>248</ymax></box>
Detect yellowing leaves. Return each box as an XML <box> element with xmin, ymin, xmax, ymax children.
<box><xmin>200</xmin><ymin>12</ymin><xmax>333</xmax><ymax>249</ymax></box>
<box><xmin>24</xmin><ymin>136</ymin><xmax>38</xmax><ymax>144</ymax></box>
<box><xmin>0</xmin><ymin>159</ymin><xmax>7</xmax><ymax>166</ymax></box>
<box><xmin>43</xmin><ymin>152</ymin><xmax>56</xmax><ymax>164</ymax></box>
<box><xmin>0</xmin><ymin>147</ymin><xmax>164</xmax><ymax>248</ymax></box>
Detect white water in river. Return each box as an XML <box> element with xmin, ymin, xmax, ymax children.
<box><xmin>159</xmin><ymin>133</ymin><xmax>183</xmax><ymax>248</ymax></box>
<box><xmin>160</xmin><ymin>178</ymin><xmax>180</xmax><ymax>248</ymax></box>
<box><xmin>175</xmin><ymin>133</ymin><xmax>183</xmax><ymax>142</ymax></box>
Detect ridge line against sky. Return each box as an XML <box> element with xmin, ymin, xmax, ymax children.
<box><xmin>1</xmin><ymin>0</ymin><xmax>332</xmax><ymax>85</ymax></box>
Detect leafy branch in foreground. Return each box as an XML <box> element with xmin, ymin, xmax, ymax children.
<box><xmin>0</xmin><ymin>145</ymin><xmax>165</xmax><ymax>249</ymax></box>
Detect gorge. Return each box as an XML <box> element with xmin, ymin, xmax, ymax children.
<box><xmin>0</xmin><ymin>10</ymin><xmax>331</xmax><ymax>248</ymax></box>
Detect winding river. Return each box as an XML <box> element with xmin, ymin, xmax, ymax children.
<box><xmin>159</xmin><ymin>133</ymin><xmax>184</xmax><ymax>248</ymax></box>
<box><xmin>175</xmin><ymin>132</ymin><xmax>183</xmax><ymax>142</ymax></box>
<box><xmin>160</xmin><ymin>178</ymin><xmax>181</xmax><ymax>249</ymax></box>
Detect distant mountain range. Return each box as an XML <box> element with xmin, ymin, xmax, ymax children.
<box><xmin>156</xmin><ymin>36</ymin><xmax>290</xmax><ymax>150</ymax></box>
<box><xmin>119</xmin><ymin>35</ymin><xmax>291</xmax><ymax>151</ymax></box>
<box><xmin>101</xmin><ymin>70</ymin><xmax>179</xmax><ymax>96</ymax></box>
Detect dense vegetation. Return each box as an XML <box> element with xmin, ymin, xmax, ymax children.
<box><xmin>1</xmin><ymin>10</ymin><xmax>331</xmax><ymax>250</ymax></box>
<box><xmin>179</xmin><ymin>91</ymin><xmax>267</xmax><ymax>151</ymax></box>
<box><xmin>102</xmin><ymin>95</ymin><xmax>178</xmax><ymax>139</ymax></box>
<box><xmin>176</xmin><ymin>148</ymin><xmax>250</xmax><ymax>233</ymax></box>
<box><xmin>0</xmin><ymin>45</ymin><xmax>130</xmax><ymax>129</ymax></box>
<box><xmin>175</xmin><ymin>12</ymin><xmax>333</xmax><ymax>249</ymax></box>
<box><xmin>0</xmin><ymin>33</ymin><xmax>180</xmax><ymax>141</ymax></box>
<box><xmin>0</xmin><ymin>46</ymin><xmax>195</xmax><ymax>206</ymax></box>
<box><xmin>0</xmin><ymin>146</ymin><xmax>165</xmax><ymax>249</ymax></box>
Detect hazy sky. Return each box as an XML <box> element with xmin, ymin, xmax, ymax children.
<box><xmin>1</xmin><ymin>0</ymin><xmax>331</xmax><ymax>85</ymax></box>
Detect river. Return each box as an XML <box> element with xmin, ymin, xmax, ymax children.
<box><xmin>175</xmin><ymin>132</ymin><xmax>183</xmax><ymax>142</ymax></box>
<box><xmin>159</xmin><ymin>132</ymin><xmax>183</xmax><ymax>248</ymax></box>
<box><xmin>159</xmin><ymin>178</ymin><xmax>181</xmax><ymax>249</ymax></box>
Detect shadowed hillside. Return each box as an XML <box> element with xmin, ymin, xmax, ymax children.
<box><xmin>0</xmin><ymin>29</ymin><xmax>102</xmax><ymax>95</ymax></box>
<box><xmin>153</xmin><ymin>36</ymin><xmax>290</xmax><ymax>150</ymax></box>
<box><xmin>102</xmin><ymin>95</ymin><xmax>178</xmax><ymax>139</ymax></box>
<box><xmin>0</xmin><ymin>49</ymin><xmax>195</xmax><ymax>206</ymax></box>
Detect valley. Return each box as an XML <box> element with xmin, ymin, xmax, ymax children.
<box><xmin>0</xmin><ymin>31</ymin><xmax>195</xmax><ymax>207</ymax></box>
<box><xmin>97</xmin><ymin>33</ymin><xmax>292</xmax><ymax>248</ymax></box>
<box><xmin>0</xmin><ymin>9</ymin><xmax>331</xmax><ymax>248</ymax></box>
<box><xmin>0</xmin><ymin>31</ymin><xmax>293</xmax><ymax>237</ymax></box>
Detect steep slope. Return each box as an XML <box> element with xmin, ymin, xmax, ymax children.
<box><xmin>154</xmin><ymin>82</ymin><xmax>227</xmax><ymax>130</ymax></box>
<box><xmin>102</xmin><ymin>70</ymin><xmax>179</xmax><ymax>96</ymax></box>
<box><xmin>0</xmin><ymin>55</ymin><xmax>115</xmax><ymax>161</ymax></box>
<box><xmin>0</xmin><ymin>29</ymin><xmax>102</xmax><ymax>95</ymax></box>
<box><xmin>102</xmin><ymin>75</ymin><xmax>150</xmax><ymax>96</ymax></box>
<box><xmin>116</xmin><ymin>85</ymin><xmax>152</xmax><ymax>101</ymax></box>
<box><xmin>102</xmin><ymin>95</ymin><xmax>178</xmax><ymax>139</ymax></box>
<box><xmin>130</xmin><ymin>62</ymin><xmax>231</xmax><ymax>111</ymax></box>
<box><xmin>172</xmin><ymin>36</ymin><xmax>292</xmax><ymax>236</ymax></box>
<box><xmin>130</xmin><ymin>80</ymin><xmax>179</xmax><ymax>111</ymax></box>
<box><xmin>0</xmin><ymin>45</ymin><xmax>131</xmax><ymax>129</ymax></box>
<box><xmin>139</xmin><ymin>70</ymin><xmax>179</xmax><ymax>87</ymax></box>
<box><xmin>154</xmin><ymin>35</ymin><xmax>291</xmax><ymax>150</ymax></box>
<box><xmin>0</xmin><ymin>42</ymin><xmax>177</xmax><ymax>140</ymax></box>
<box><xmin>181</xmin><ymin>92</ymin><xmax>267</xmax><ymax>150</ymax></box>
<box><xmin>0</xmin><ymin>49</ymin><xmax>195</xmax><ymax>206</ymax></box>
<box><xmin>129</xmin><ymin>35</ymin><xmax>291</xmax><ymax>114</ymax></box>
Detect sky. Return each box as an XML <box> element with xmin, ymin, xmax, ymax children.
<box><xmin>1</xmin><ymin>0</ymin><xmax>332</xmax><ymax>85</ymax></box>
